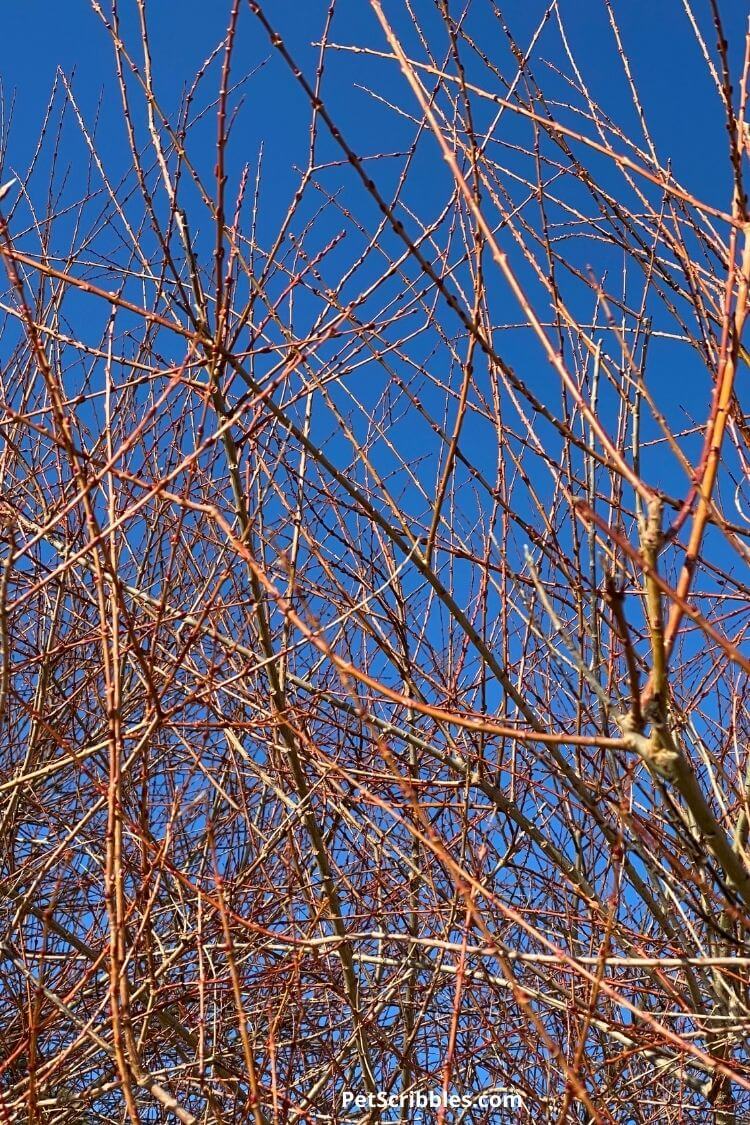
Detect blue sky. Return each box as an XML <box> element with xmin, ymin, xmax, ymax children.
<box><xmin>2</xmin><ymin>2</ymin><xmax>745</xmax><ymax>210</ymax></box>
<box><xmin>2</xmin><ymin>1</ymin><xmax>744</xmax><ymax>669</ymax></box>
<box><xmin>1</xmin><ymin>0</ymin><xmax>744</xmax><ymax>709</ymax></box>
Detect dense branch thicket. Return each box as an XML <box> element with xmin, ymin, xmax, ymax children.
<box><xmin>1</xmin><ymin>2</ymin><xmax>750</xmax><ymax>1121</ymax></box>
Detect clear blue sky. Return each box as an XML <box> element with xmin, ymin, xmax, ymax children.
<box><xmin>1</xmin><ymin>1</ymin><xmax>746</xmax><ymax>211</ymax></box>
<box><xmin>1</xmin><ymin>0</ymin><xmax>745</xmax><ymax>617</ymax></box>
